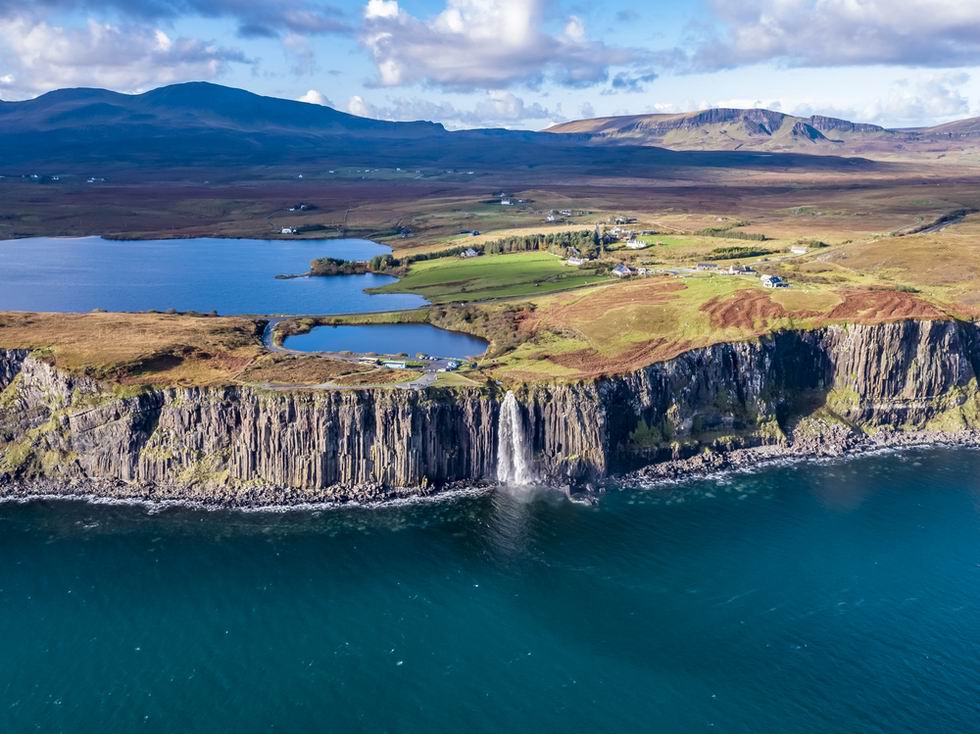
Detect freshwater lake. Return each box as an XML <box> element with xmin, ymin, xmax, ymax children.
<box><xmin>1</xmin><ymin>446</ymin><xmax>978</xmax><ymax>732</ymax></box>
<box><xmin>285</xmin><ymin>323</ymin><xmax>489</xmax><ymax>358</ymax></box>
<box><xmin>0</xmin><ymin>236</ymin><xmax>427</xmax><ymax>315</ymax></box>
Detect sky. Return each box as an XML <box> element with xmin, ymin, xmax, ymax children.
<box><xmin>1</xmin><ymin>0</ymin><xmax>980</xmax><ymax>130</ymax></box>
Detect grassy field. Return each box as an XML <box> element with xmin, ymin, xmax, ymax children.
<box><xmin>0</xmin><ymin>313</ymin><xmax>268</xmax><ymax>385</ymax></box>
<box><xmin>4</xmin><ymin>150</ymin><xmax>980</xmax><ymax>388</ymax></box>
<box><xmin>0</xmin><ymin>313</ymin><xmax>429</xmax><ymax>389</ymax></box>
<box><xmin>371</xmin><ymin>251</ymin><xmax>609</xmax><ymax>303</ymax></box>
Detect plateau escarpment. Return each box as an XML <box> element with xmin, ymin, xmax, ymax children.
<box><xmin>1</xmin><ymin>319</ymin><xmax>979</xmax><ymax>506</ymax></box>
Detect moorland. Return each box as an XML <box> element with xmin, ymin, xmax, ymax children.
<box><xmin>2</xmin><ymin>82</ymin><xmax>980</xmax><ymax>390</ymax></box>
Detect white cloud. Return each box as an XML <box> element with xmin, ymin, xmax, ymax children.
<box><xmin>346</xmin><ymin>90</ymin><xmax>558</xmax><ymax>128</ymax></box>
<box><xmin>0</xmin><ymin>17</ymin><xmax>249</xmax><ymax>98</ymax></box>
<box><xmin>298</xmin><ymin>88</ymin><xmax>334</xmax><ymax>106</ymax></box>
<box><xmin>347</xmin><ymin>94</ymin><xmax>372</xmax><ymax>116</ymax></box>
<box><xmin>789</xmin><ymin>73</ymin><xmax>973</xmax><ymax>127</ymax></box>
<box><xmin>364</xmin><ymin>0</ymin><xmax>399</xmax><ymax>20</ymax></box>
<box><xmin>563</xmin><ymin>16</ymin><xmax>585</xmax><ymax>43</ymax></box>
<box><xmin>359</xmin><ymin>0</ymin><xmax>643</xmax><ymax>90</ymax></box>
<box><xmin>692</xmin><ymin>0</ymin><xmax>980</xmax><ymax>70</ymax></box>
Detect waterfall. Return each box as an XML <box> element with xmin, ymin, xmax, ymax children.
<box><xmin>497</xmin><ymin>391</ymin><xmax>534</xmax><ymax>485</ymax></box>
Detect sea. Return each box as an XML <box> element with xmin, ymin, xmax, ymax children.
<box><xmin>1</xmin><ymin>446</ymin><xmax>977</xmax><ymax>732</ymax></box>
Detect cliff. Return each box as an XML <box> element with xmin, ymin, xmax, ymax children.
<box><xmin>2</xmin><ymin>319</ymin><xmax>979</xmax><ymax>506</ymax></box>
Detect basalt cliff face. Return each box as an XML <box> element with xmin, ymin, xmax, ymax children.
<box><xmin>1</xmin><ymin>319</ymin><xmax>979</xmax><ymax>506</ymax></box>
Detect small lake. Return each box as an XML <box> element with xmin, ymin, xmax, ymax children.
<box><xmin>0</xmin><ymin>236</ymin><xmax>427</xmax><ymax>315</ymax></box>
<box><xmin>285</xmin><ymin>323</ymin><xmax>488</xmax><ymax>358</ymax></box>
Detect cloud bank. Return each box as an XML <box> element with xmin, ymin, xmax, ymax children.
<box><xmin>691</xmin><ymin>0</ymin><xmax>980</xmax><ymax>70</ymax></box>
<box><xmin>0</xmin><ymin>17</ymin><xmax>248</xmax><ymax>98</ymax></box>
<box><xmin>359</xmin><ymin>0</ymin><xmax>645</xmax><ymax>90</ymax></box>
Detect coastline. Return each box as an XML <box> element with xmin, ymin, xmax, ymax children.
<box><xmin>617</xmin><ymin>428</ymin><xmax>980</xmax><ymax>489</ymax></box>
<box><xmin>2</xmin><ymin>429</ymin><xmax>979</xmax><ymax>513</ymax></box>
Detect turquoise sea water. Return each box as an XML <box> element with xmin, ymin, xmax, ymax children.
<box><xmin>2</xmin><ymin>447</ymin><xmax>978</xmax><ymax>732</ymax></box>
<box><xmin>0</xmin><ymin>236</ymin><xmax>427</xmax><ymax>315</ymax></box>
<box><xmin>285</xmin><ymin>323</ymin><xmax>489</xmax><ymax>358</ymax></box>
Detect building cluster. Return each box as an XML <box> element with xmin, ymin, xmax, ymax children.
<box><xmin>497</xmin><ymin>192</ymin><xmax>528</xmax><ymax>206</ymax></box>
<box><xmin>545</xmin><ymin>208</ymin><xmax>575</xmax><ymax>223</ymax></box>
<box><xmin>611</xmin><ymin>263</ymin><xmax>654</xmax><ymax>278</ymax></box>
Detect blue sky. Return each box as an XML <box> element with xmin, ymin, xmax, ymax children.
<box><xmin>1</xmin><ymin>0</ymin><xmax>979</xmax><ymax>129</ymax></box>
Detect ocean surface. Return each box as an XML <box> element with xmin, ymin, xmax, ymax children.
<box><xmin>2</xmin><ymin>446</ymin><xmax>978</xmax><ymax>732</ymax></box>
<box><xmin>285</xmin><ymin>323</ymin><xmax>489</xmax><ymax>358</ymax></box>
<box><xmin>0</xmin><ymin>236</ymin><xmax>427</xmax><ymax>315</ymax></box>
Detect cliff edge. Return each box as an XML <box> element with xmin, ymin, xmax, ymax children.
<box><xmin>2</xmin><ymin>319</ymin><xmax>978</xmax><ymax>506</ymax></box>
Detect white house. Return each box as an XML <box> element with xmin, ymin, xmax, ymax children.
<box><xmin>626</xmin><ymin>239</ymin><xmax>647</xmax><ymax>250</ymax></box>
<box><xmin>500</xmin><ymin>199</ymin><xmax>513</xmax><ymax>206</ymax></box>
<box><xmin>728</xmin><ymin>264</ymin><xmax>755</xmax><ymax>275</ymax></box>
<box><xmin>382</xmin><ymin>360</ymin><xmax>407</xmax><ymax>369</ymax></box>
<box><xmin>611</xmin><ymin>263</ymin><xmax>632</xmax><ymax>278</ymax></box>
<box><xmin>459</xmin><ymin>248</ymin><xmax>480</xmax><ymax>258</ymax></box>
<box><xmin>790</xmin><ymin>245</ymin><xmax>809</xmax><ymax>255</ymax></box>
<box><xmin>761</xmin><ymin>274</ymin><xmax>787</xmax><ymax>288</ymax></box>
<box><xmin>280</xmin><ymin>227</ymin><xmax>297</xmax><ymax>235</ymax></box>
<box><xmin>696</xmin><ymin>263</ymin><xmax>719</xmax><ymax>271</ymax></box>
<box><xmin>566</xmin><ymin>257</ymin><xmax>585</xmax><ymax>266</ymax></box>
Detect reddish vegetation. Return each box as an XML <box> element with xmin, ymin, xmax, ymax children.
<box><xmin>827</xmin><ymin>289</ymin><xmax>947</xmax><ymax>322</ymax></box>
<box><xmin>700</xmin><ymin>290</ymin><xmax>801</xmax><ymax>330</ymax></box>
<box><xmin>547</xmin><ymin>338</ymin><xmax>695</xmax><ymax>378</ymax></box>
<box><xmin>530</xmin><ymin>279</ymin><xmax>686</xmax><ymax>333</ymax></box>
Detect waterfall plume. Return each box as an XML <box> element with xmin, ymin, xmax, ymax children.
<box><xmin>497</xmin><ymin>391</ymin><xmax>534</xmax><ymax>485</ymax></box>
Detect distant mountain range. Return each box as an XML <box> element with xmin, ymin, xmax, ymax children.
<box><xmin>0</xmin><ymin>82</ymin><xmax>910</xmax><ymax>174</ymax></box>
<box><xmin>547</xmin><ymin>108</ymin><xmax>980</xmax><ymax>156</ymax></box>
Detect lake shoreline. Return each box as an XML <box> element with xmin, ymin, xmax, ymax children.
<box><xmin>3</xmin><ymin>429</ymin><xmax>978</xmax><ymax>513</ymax></box>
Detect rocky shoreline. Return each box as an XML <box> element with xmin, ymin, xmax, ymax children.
<box><xmin>618</xmin><ymin>428</ymin><xmax>980</xmax><ymax>488</ymax></box>
<box><xmin>0</xmin><ymin>474</ymin><xmax>494</xmax><ymax>512</ymax></box>
<box><xmin>2</xmin><ymin>429</ymin><xmax>978</xmax><ymax>512</ymax></box>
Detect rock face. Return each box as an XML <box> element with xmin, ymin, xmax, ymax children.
<box><xmin>2</xmin><ymin>320</ymin><xmax>979</xmax><ymax>505</ymax></box>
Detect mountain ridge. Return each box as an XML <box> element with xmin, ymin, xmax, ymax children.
<box><xmin>0</xmin><ymin>81</ymin><xmax>883</xmax><ymax>174</ymax></box>
<box><xmin>547</xmin><ymin>107</ymin><xmax>980</xmax><ymax>155</ymax></box>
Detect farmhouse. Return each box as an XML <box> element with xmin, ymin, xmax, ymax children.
<box><xmin>728</xmin><ymin>264</ymin><xmax>755</xmax><ymax>275</ymax></box>
<box><xmin>761</xmin><ymin>274</ymin><xmax>787</xmax><ymax>288</ymax></box>
<box><xmin>612</xmin><ymin>263</ymin><xmax>633</xmax><ymax>278</ymax></box>
<box><xmin>459</xmin><ymin>248</ymin><xmax>480</xmax><ymax>258</ymax></box>
<box><xmin>790</xmin><ymin>245</ymin><xmax>809</xmax><ymax>255</ymax></box>
<box><xmin>566</xmin><ymin>256</ymin><xmax>585</xmax><ymax>266</ymax></box>
<box><xmin>626</xmin><ymin>239</ymin><xmax>646</xmax><ymax>250</ymax></box>
<box><xmin>280</xmin><ymin>227</ymin><xmax>297</xmax><ymax>235</ymax></box>
<box><xmin>696</xmin><ymin>263</ymin><xmax>719</xmax><ymax>271</ymax></box>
